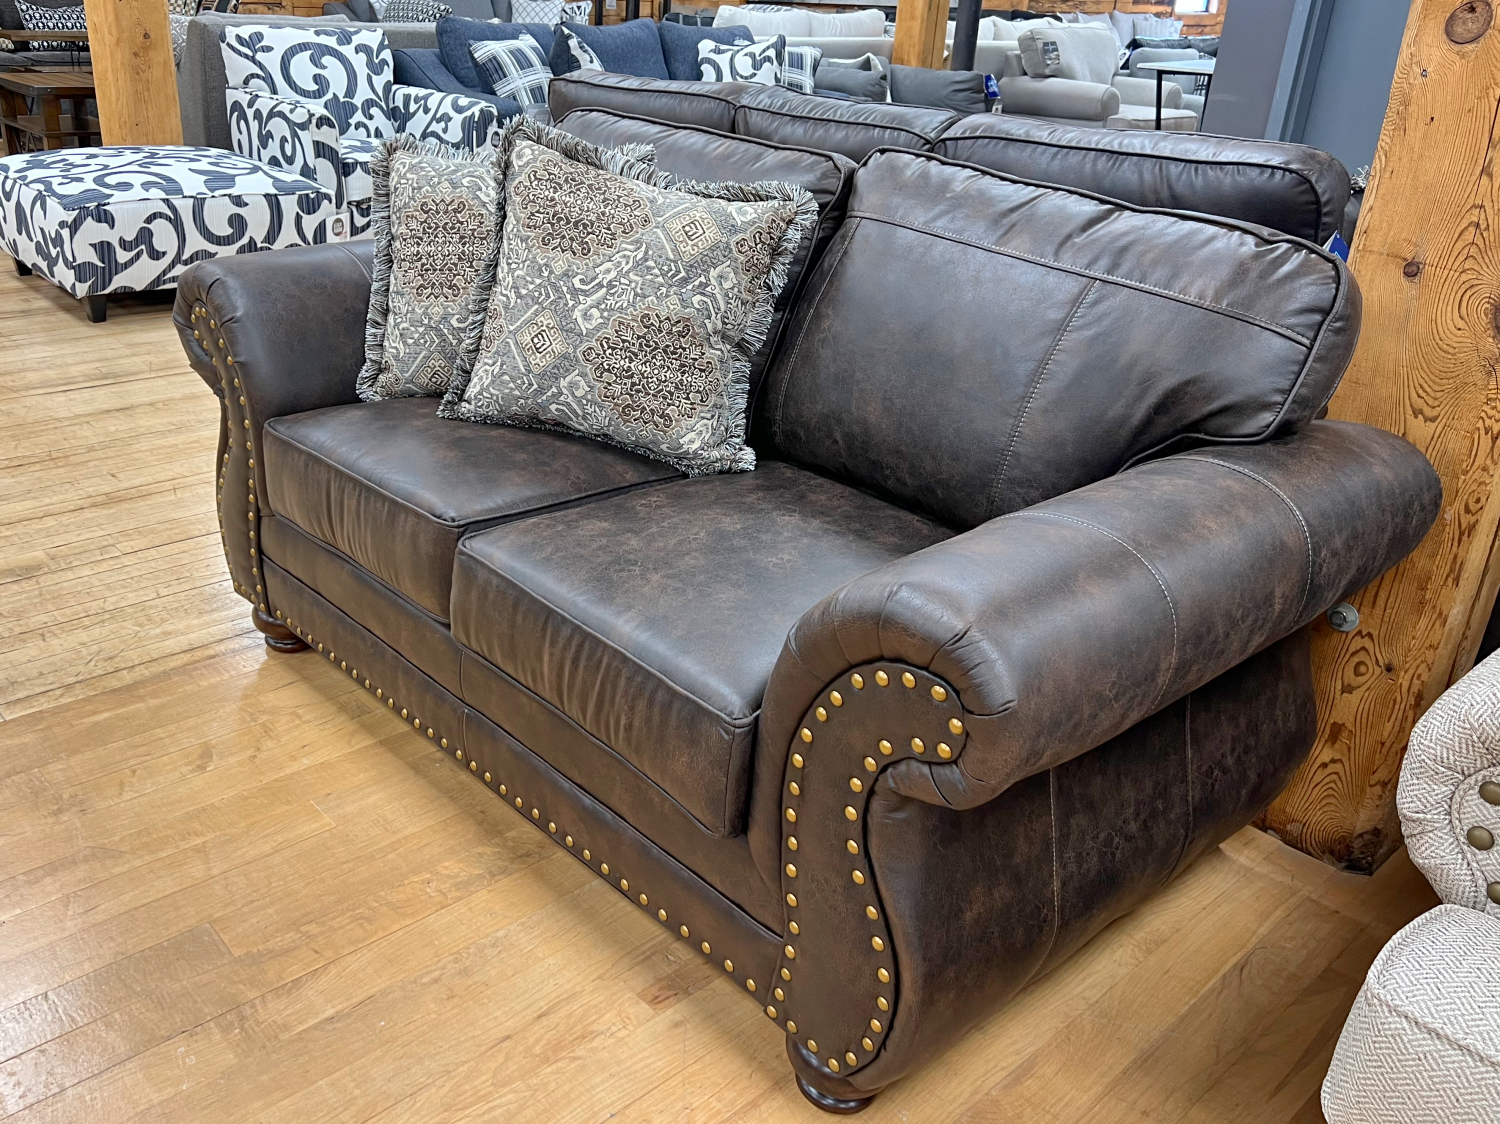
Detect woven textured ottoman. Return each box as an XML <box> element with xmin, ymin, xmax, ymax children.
<box><xmin>0</xmin><ymin>146</ymin><xmax>340</xmax><ymax>322</ymax></box>
<box><xmin>1323</xmin><ymin>905</ymin><xmax>1500</xmax><ymax>1124</ymax></box>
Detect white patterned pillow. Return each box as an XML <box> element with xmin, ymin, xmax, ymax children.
<box><xmin>15</xmin><ymin>0</ymin><xmax>86</xmax><ymax>51</ymax></box>
<box><xmin>382</xmin><ymin>0</ymin><xmax>452</xmax><ymax>21</ymax></box>
<box><xmin>511</xmin><ymin>0</ymin><xmax>563</xmax><ymax>22</ymax></box>
<box><xmin>470</xmin><ymin>35</ymin><xmax>551</xmax><ymax>108</ymax></box>
<box><xmin>219</xmin><ymin>25</ymin><xmax>396</xmax><ymax>140</ymax></box>
<box><xmin>699</xmin><ymin>35</ymin><xmax>782</xmax><ymax>85</ymax></box>
<box><xmin>562</xmin><ymin>0</ymin><xmax>591</xmax><ymax>21</ymax></box>
<box><xmin>559</xmin><ymin>25</ymin><xmax>602</xmax><ymax>70</ymax></box>
<box><xmin>1130</xmin><ymin>14</ymin><xmax>1184</xmax><ymax>40</ymax></box>
<box><xmin>779</xmin><ymin>43</ymin><xmax>819</xmax><ymax>93</ymax></box>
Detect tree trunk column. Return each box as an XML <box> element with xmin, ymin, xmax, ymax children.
<box><xmin>81</xmin><ymin>0</ymin><xmax>182</xmax><ymax>145</ymax></box>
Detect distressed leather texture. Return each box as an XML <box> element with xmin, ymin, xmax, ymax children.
<box><xmin>555</xmin><ymin>107</ymin><xmax>855</xmax><ymax>394</ymax></box>
<box><xmin>759</xmin><ymin>149</ymin><xmax>1358</xmax><ymax>529</ymax></box>
<box><xmin>733</xmin><ymin>85</ymin><xmax>961</xmax><ymax>164</ymax></box>
<box><xmin>451</xmin><ymin>461</ymin><xmax>950</xmax><ymax>836</ymax></box>
<box><xmin>263</xmin><ymin>398</ymin><xmax>679</xmax><ymax>620</ymax></box>
<box><xmin>937</xmin><ymin>114</ymin><xmax>1352</xmax><ymax>243</ymax></box>
<box><xmin>548</xmin><ymin>71</ymin><xmax>749</xmax><ymax>132</ymax></box>
<box><xmin>177</xmin><ymin>112</ymin><xmax>1440</xmax><ymax>1106</ymax></box>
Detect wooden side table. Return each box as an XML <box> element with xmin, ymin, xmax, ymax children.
<box><xmin>0</xmin><ymin>69</ymin><xmax>99</xmax><ymax>153</ymax></box>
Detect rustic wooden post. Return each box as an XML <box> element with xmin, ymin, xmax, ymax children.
<box><xmin>1258</xmin><ymin>0</ymin><xmax>1500</xmax><ymax>872</ymax></box>
<box><xmin>82</xmin><ymin>0</ymin><xmax>183</xmax><ymax>145</ymax></box>
<box><xmin>892</xmin><ymin>0</ymin><xmax>949</xmax><ymax>69</ymax></box>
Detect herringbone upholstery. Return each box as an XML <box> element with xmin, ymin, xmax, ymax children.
<box><xmin>1323</xmin><ymin>905</ymin><xmax>1500</xmax><ymax>1123</ymax></box>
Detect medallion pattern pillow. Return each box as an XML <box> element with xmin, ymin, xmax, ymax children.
<box><xmin>441</xmin><ymin>117</ymin><xmax>817</xmax><ymax>475</ymax></box>
<box><xmin>358</xmin><ymin>137</ymin><xmax>501</xmax><ymax>400</ymax></box>
<box><xmin>219</xmin><ymin>25</ymin><xmax>395</xmax><ymax>140</ymax></box>
<box><xmin>469</xmin><ymin>35</ymin><xmax>551</xmax><ymax>108</ymax></box>
<box><xmin>780</xmin><ymin>43</ymin><xmax>820</xmax><ymax>93</ymax></box>
<box><xmin>381</xmin><ymin>0</ymin><xmax>452</xmax><ymax>21</ymax></box>
<box><xmin>699</xmin><ymin>35</ymin><xmax>783</xmax><ymax>85</ymax></box>
<box><xmin>15</xmin><ymin>0</ymin><xmax>86</xmax><ymax>51</ymax></box>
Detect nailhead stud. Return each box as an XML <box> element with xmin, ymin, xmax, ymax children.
<box><xmin>901</xmin><ymin>672</ymin><xmax>916</xmax><ymax>688</ymax></box>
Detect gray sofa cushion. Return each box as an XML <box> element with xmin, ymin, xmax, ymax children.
<box><xmin>889</xmin><ymin>65</ymin><xmax>990</xmax><ymax>114</ymax></box>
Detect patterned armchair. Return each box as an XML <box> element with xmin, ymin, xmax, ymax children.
<box><xmin>220</xmin><ymin>25</ymin><xmax>503</xmax><ymax>237</ymax></box>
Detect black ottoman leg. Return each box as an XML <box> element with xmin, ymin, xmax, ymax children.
<box><xmin>84</xmin><ymin>294</ymin><xmax>106</xmax><ymax>322</ymax></box>
<box><xmin>14</xmin><ymin>258</ymin><xmax>31</xmax><ymax>277</ymax></box>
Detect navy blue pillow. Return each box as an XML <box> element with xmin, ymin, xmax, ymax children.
<box><xmin>436</xmin><ymin>16</ymin><xmax>558</xmax><ymax>93</ymax></box>
<box><xmin>547</xmin><ymin>18</ymin><xmax>669</xmax><ymax>80</ymax></box>
<box><xmin>656</xmin><ymin>21</ymin><xmax>751</xmax><ymax>81</ymax></box>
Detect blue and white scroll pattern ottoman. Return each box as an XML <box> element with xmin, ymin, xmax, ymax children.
<box><xmin>0</xmin><ymin>146</ymin><xmax>340</xmax><ymax>323</ymax></box>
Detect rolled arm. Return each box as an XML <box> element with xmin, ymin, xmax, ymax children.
<box><xmin>173</xmin><ymin>242</ymin><xmax>374</xmax><ymax>616</ymax></box>
<box><xmin>758</xmin><ymin>420</ymin><xmax>1440</xmax><ymax>820</ymax></box>
<box><xmin>1111</xmin><ymin>73</ymin><xmax>1182</xmax><ymax>108</ymax></box>
<box><xmin>226</xmin><ymin>89</ymin><xmax>345</xmax><ymax>208</ymax></box>
<box><xmin>1399</xmin><ymin>649</ymin><xmax>1500</xmax><ymax>915</ymax></box>
<box><xmin>392</xmin><ymin>85</ymin><xmax>507</xmax><ymax>151</ymax></box>
<box><xmin>997</xmin><ymin>76</ymin><xmax>1120</xmax><ymax>122</ymax></box>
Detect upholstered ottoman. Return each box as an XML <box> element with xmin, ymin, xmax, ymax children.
<box><xmin>1323</xmin><ymin>904</ymin><xmax>1500</xmax><ymax>1124</ymax></box>
<box><xmin>0</xmin><ymin>146</ymin><xmax>340</xmax><ymax>322</ymax></box>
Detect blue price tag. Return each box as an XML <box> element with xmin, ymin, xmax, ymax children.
<box><xmin>1323</xmin><ymin>231</ymin><xmax>1350</xmax><ymax>262</ymax></box>
<box><xmin>984</xmin><ymin>74</ymin><xmax>1000</xmax><ymax>100</ymax></box>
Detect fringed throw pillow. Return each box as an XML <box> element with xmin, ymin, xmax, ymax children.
<box><xmin>441</xmin><ymin>117</ymin><xmax>816</xmax><ymax>475</ymax></box>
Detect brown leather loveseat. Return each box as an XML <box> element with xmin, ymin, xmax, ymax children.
<box><xmin>175</xmin><ymin>94</ymin><xmax>1438</xmax><ymax>1112</ymax></box>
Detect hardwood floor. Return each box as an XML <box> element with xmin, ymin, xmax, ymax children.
<box><xmin>0</xmin><ymin>256</ymin><xmax>1439</xmax><ymax>1122</ymax></box>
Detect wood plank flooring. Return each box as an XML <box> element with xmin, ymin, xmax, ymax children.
<box><xmin>0</xmin><ymin>255</ymin><xmax>1440</xmax><ymax>1122</ymax></box>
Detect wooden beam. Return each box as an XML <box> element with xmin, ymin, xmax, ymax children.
<box><xmin>81</xmin><ymin>0</ymin><xmax>182</xmax><ymax>145</ymax></box>
<box><xmin>893</xmin><ymin>0</ymin><xmax>949</xmax><ymax>69</ymax></box>
<box><xmin>1258</xmin><ymin>0</ymin><xmax>1500</xmax><ymax>872</ymax></box>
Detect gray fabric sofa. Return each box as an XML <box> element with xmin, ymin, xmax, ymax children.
<box><xmin>324</xmin><ymin>0</ymin><xmax>510</xmax><ymax>19</ymax></box>
<box><xmin>178</xmin><ymin>12</ymin><xmax>437</xmax><ymax>149</ymax></box>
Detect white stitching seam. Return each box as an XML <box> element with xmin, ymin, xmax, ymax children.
<box><xmin>1000</xmin><ymin>510</ymin><xmax>1179</xmax><ymax>713</ymax></box>
<box><xmin>1175</xmin><ymin>455</ymin><xmax>1314</xmax><ymax>620</ymax></box>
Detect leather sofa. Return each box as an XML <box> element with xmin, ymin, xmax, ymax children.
<box><xmin>174</xmin><ymin>100</ymin><xmax>1439</xmax><ymax>1112</ymax></box>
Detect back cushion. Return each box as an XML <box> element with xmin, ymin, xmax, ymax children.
<box><xmin>1016</xmin><ymin>25</ymin><xmax>1119</xmax><ymax>85</ymax></box>
<box><xmin>935</xmin><ymin>114</ymin><xmax>1351</xmax><ymax>244</ymax></box>
<box><xmin>218</xmin><ymin>24</ymin><xmax>395</xmax><ymax>138</ymax></box>
<box><xmin>759</xmin><ymin>150</ymin><xmax>1358</xmax><ymax>530</ymax></box>
<box><xmin>561</xmin><ymin>17</ymin><xmax>670</xmax><ymax>80</ymax></box>
<box><xmin>658</xmin><ymin>20</ymin><xmax>751</xmax><ymax>81</ymax></box>
<box><xmin>713</xmin><ymin>3</ymin><xmax>811</xmax><ymax>36</ymax></box>
<box><xmin>435</xmin><ymin>15</ymin><xmax>556</xmax><ymax>93</ymax></box>
<box><xmin>733</xmin><ymin>85</ymin><xmax>959</xmax><ymax>163</ymax></box>
<box><xmin>547</xmin><ymin>71</ymin><xmax>747</xmax><ymax>132</ymax></box>
<box><xmin>556</xmin><ymin>107</ymin><xmax>855</xmax><ymax>393</ymax></box>
<box><xmin>804</xmin><ymin>8</ymin><xmax>886</xmax><ymax>36</ymax></box>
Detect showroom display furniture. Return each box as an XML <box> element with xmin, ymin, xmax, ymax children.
<box><xmin>1135</xmin><ymin>58</ymin><xmax>1214</xmax><ymax>130</ymax></box>
<box><xmin>548</xmin><ymin>72</ymin><xmax>1351</xmax><ymax>242</ymax></box>
<box><xmin>176</xmin><ymin>13</ymin><xmax>436</xmax><ymax>150</ymax></box>
<box><xmin>0</xmin><ymin>68</ymin><xmax>97</xmax><ymax>151</ymax></box>
<box><xmin>1129</xmin><ymin>46</ymin><xmax>1210</xmax><ymax>118</ymax></box>
<box><xmin>0</xmin><ymin>145</ymin><xmax>337</xmax><ymax>322</ymax></box>
<box><xmin>176</xmin><ymin>103</ymin><xmax>1439</xmax><ymax>1108</ymax></box>
<box><xmin>1321</xmin><ymin>650</ymin><xmax>1500</xmax><ymax>1122</ymax></box>
<box><xmin>218</xmin><ymin>24</ymin><xmax>501</xmax><ymax>236</ymax></box>
<box><xmin>999</xmin><ymin>25</ymin><xmax>1198</xmax><ymax>131</ymax></box>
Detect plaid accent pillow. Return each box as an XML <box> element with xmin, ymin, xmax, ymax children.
<box><xmin>779</xmin><ymin>43</ymin><xmax>821</xmax><ymax>93</ymax></box>
<box><xmin>470</xmin><ymin>34</ymin><xmax>552</xmax><ymax>108</ymax></box>
<box><xmin>382</xmin><ymin>0</ymin><xmax>452</xmax><ymax>20</ymax></box>
<box><xmin>698</xmin><ymin>35</ymin><xmax>782</xmax><ymax>85</ymax></box>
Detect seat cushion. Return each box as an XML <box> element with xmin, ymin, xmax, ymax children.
<box><xmin>262</xmin><ymin>398</ymin><xmax>680</xmax><ymax>620</ymax></box>
<box><xmin>450</xmin><ymin>460</ymin><xmax>952</xmax><ymax>836</ymax></box>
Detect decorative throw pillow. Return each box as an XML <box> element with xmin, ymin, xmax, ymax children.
<box><xmin>815</xmin><ymin>56</ymin><xmax>888</xmax><ymax>102</ymax></box>
<box><xmin>219</xmin><ymin>25</ymin><xmax>395</xmax><ymax>139</ymax></box>
<box><xmin>779</xmin><ymin>43</ymin><xmax>820</xmax><ymax>93</ymax></box>
<box><xmin>382</xmin><ymin>0</ymin><xmax>452</xmax><ymax>21</ymax></box>
<box><xmin>699</xmin><ymin>35</ymin><xmax>782</xmax><ymax>85</ymax></box>
<box><xmin>169</xmin><ymin>12</ymin><xmax>190</xmax><ymax>66</ymax></box>
<box><xmin>15</xmin><ymin>0</ymin><xmax>85</xmax><ymax>51</ymax></box>
<box><xmin>358</xmin><ymin>137</ymin><xmax>502</xmax><ymax>401</ymax></box>
<box><xmin>442</xmin><ymin>117</ymin><xmax>817</xmax><ymax>475</ymax></box>
<box><xmin>470</xmin><ymin>34</ymin><xmax>551</xmax><ymax>108</ymax></box>
<box><xmin>559</xmin><ymin>24</ymin><xmax>602</xmax><ymax>71</ymax></box>
<box><xmin>562</xmin><ymin>0</ymin><xmax>590</xmax><ymax>21</ymax></box>
<box><xmin>510</xmin><ymin>0</ymin><xmax>562</xmax><ymax>22</ymax></box>
<box><xmin>165</xmin><ymin>0</ymin><xmax>198</xmax><ymax>14</ymax></box>
<box><xmin>196</xmin><ymin>0</ymin><xmax>238</xmax><ymax>12</ymax></box>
